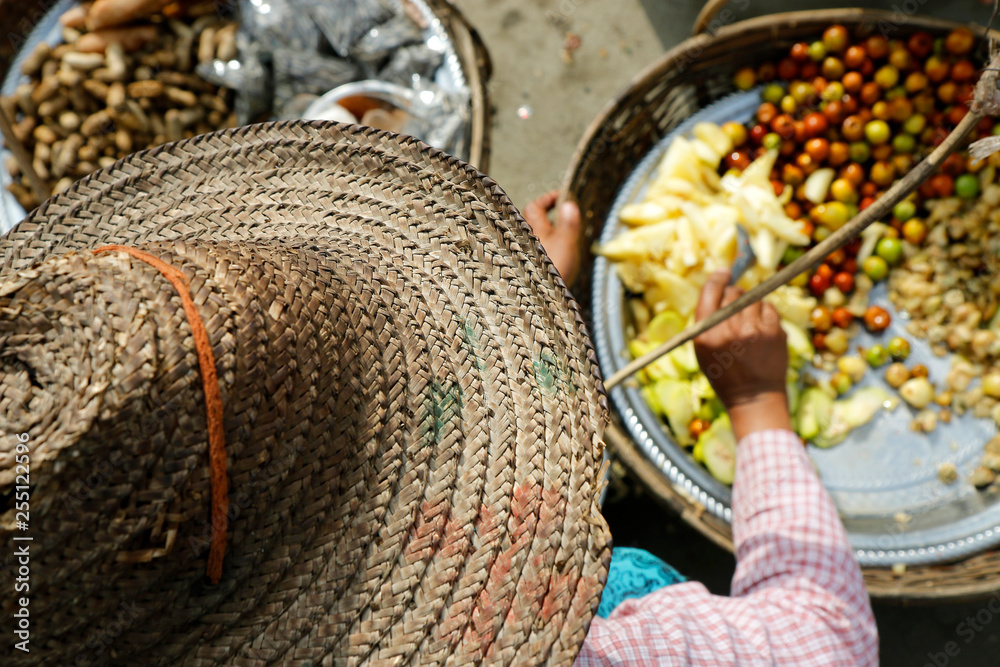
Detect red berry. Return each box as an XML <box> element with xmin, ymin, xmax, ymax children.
<box><xmin>833</xmin><ymin>271</ymin><xmax>855</xmax><ymax>293</ymax></box>
<box><xmin>790</xmin><ymin>42</ymin><xmax>811</xmax><ymax>62</ymax></box>
<box><xmin>907</xmin><ymin>32</ymin><xmax>935</xmax><ymax>59</ymax></box>
<box><xmin>777</xmin><ymin>58</ymin><xmax>799</xmax><ymax>80</ymax></box>
<box><xmin>832</xmin><ymin>307</ymin><xmax>854</xmax><ymax>329</ymax></box>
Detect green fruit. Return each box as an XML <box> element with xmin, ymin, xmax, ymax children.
<box><xmin>654</xmin><ymin>379</ymin><xmax>695</xmax><ymax>446</ymax></box>
<box><xmin>955</xmin><ymin>173</ymin><xmax>980</xmax><ymax>200</ymax></box>
<box><xmin>888</xmin><ymin>336</ymin><xmax>911</xmax><ymax>361</ymax></box>
<box><xmin>862</xmin><ymin>255</ymin><xmax>889</xmax><ymax>281</ymax></box>
<box><xmin>762</xmin><ymin>132</ymin><xmax>782</xmax><ymax>150</ymax></box>
<box><xmin>808</xmin><ymin>41</ymin><xmax>828</xmax><ymax>62</ymax></box>
<box><xmin>866</xmin><ymin>344</ymin><xmax>889</xmax><ymax>368</ymax></box>
<box><xmin>698</xmin><ymin>414</ymin><xmax>737</xmax><ymax>485</ymax></box>
<box><xmin>892</xmin><ymin>134</ymin><xmax>916</xmax><ymax>154</ymax></box>
<box><xmin>814</xmin><ymin>201</ymin><xmax>851</xmax><ymax>229</ymax></box>
<box><xmin>849</xmin><ymin>142</ymin><xmax>871</xmax><ymax>163</ymax></box>
<box><xmin>876</xmin><ymin>237</ymin><xmax>904</xmax><ymax>265</ymax></box>
<box><xmin>903</xmin><ymin>114</ymin><xmax>927</xmax><ymax>135</ymax></box>
<box><xmin>821</xmin><ymin>81</ymin><xmax>846</xmax><ymax>101</ymax></box>
<box><xmin>865</xmin><ymin>119</ymin><xmax>891</xmax><ymax>145</ymax></box>
<box><xmin>782</xmin><ymin>246</ymin><xmax>805</xmax><ymax>265</ymax></box>
<box><xmin>893</xmin><ymin>199</ymin><xmax>916</xmax><ymax>222</ymax></box>
<box><xmin>795</xmin><ymin>388</ymin><xmax>834</xmax><ymax>441</ymax></box>
<box><xmin>646</xmin><ymin>310</ymin><xmax>685</xmax><ymax>344</ymax></box>
<box><xmin>830</xmin><ymin>371</ymin><xmax>853</xmax><ymax>396</ymax></box>
<box><xmin>762</xmin><ymin>83</ymin><xmax>785</xmax><ymax>104</ymax></box>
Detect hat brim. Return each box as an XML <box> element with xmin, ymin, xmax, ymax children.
<box><xmin>0</xmin><ymin>121</ymin><xmax>611</xmax><ymax>666</ymax></box>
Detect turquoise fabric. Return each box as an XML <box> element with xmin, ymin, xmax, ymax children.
<box><xmin>597</xmin><ymin>547</ymin><xmax>686</xmax><ymax>619</ymax></box>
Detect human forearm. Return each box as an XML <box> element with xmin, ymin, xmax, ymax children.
<box><xmin>730</xmin><ymin>429</ymin><xmax>878</xmax><ymax>665</ymax></box>
<box><xmin>727</xmin><ymin>392</ymin><xmax>793</xmax><ymax>442</ymax></box>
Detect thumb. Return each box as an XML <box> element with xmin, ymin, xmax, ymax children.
<box><xmin>555</xmin><ymin>201</ymin><xmax>581</xmax><ymax>239</ymax></box>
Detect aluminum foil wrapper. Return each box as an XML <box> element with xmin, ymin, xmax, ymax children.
<box><xmin>379</xmin><ymin>44</ymin><xmax>444</xmax><ymax>87</ymax></box>
<box><xmin>240</xmin><ymin>0</ymin><xmax>321</xmax><ymax>50</ymax></box>
<box><xmin>409</xmin><ymin>82</ymin><xmax>469</xmax><ymax>159</ymax></box>
<box><xmin>309</xmin><ymin>0</ymin><xmax>394</xmax><ymax>56</ymax></box>
<box><xmin>272</xmin><ymin>48</ymin><xmax>360</xmax><ymax>111</ymax></box>
<box><xmin>202</xmin><ymin>0</ymin><xmax>468</xmax><ymax>152</ymax></box>
<box><xmin>351</xmin><ymin>14</ymin><xmax>425</xmax><ymax>66</ymax></box>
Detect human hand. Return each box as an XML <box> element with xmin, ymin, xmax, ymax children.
<box><xmin>523</xmin><ymin>190</ymin><xmax>582</xmax><ymax>287</ymax></box>
<box><xmin>694</xmin><ymin>270</ymin><xmax>792</xmax><ymax>441</ymax></box>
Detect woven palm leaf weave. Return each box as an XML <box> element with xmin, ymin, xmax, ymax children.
<box><xmin>0</xmin><ymin>121</ymin><xmax>611</xmax><ymax>666</ymax></box>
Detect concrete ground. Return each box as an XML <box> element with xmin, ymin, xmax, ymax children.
<box><xmin>452</xmin><ymin>0</ymin><xmax>1000</xmax><ymax>664</ymax></box>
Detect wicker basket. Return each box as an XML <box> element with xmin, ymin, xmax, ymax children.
<box><xmin>563</xmin><ymin>3</ymin><xmax>1000</xmax><ymax>602</ymax></box>
<box><xmin>0</xmin><ymin>0</ymin><xmax>492</xmax><ymax>170</ymax></box>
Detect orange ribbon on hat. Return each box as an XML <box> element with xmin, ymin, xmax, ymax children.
<box><xmin>94</xmin><ymin>245</ymin><xmax>229</xmax><ymax>584</ymax></box>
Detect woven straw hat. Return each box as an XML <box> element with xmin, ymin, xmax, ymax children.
<box><xmin>0</xmin><ymin>122</ymin><xmax>611</xmax><ymax>666</ymax></box>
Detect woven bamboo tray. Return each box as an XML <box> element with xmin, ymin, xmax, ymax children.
<box><xmin>0</xmin><ymin>0</ymin><xmax>492</xmax><ymax>170</ymax></box>
<box><xmin>564</xmin><ymin>4</ymin><xmax>1000</xmax><ymax>602</ymax></box>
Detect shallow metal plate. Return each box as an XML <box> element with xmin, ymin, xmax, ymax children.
<box><xmin>0</xmin><ymin>0</ymin><xmax>470</xmax><ymax>236</ymax></box>
<box><xmin>592</xmin><ymin>89</ymin><xmax>1000</xmax><ymax>568</ymax></box>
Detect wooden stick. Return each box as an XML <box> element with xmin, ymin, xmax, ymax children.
<box><xmin>603</xmin><ymin>109</ymin><xmax>982</xmax><ymax>391</ymax></box>
<box><xmin>0</xmin><ymin>105</ymin><xmax>51</xmax><ymax>203</ymax></box>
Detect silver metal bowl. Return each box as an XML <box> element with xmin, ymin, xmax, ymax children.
<box><xmin>592</xmin><ymin>90</ymin><xmax>1000</xmax><ymax>568</ymax></box>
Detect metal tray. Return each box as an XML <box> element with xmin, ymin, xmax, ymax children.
<box><xmin>592</xmin><ymin>90</ymin><xmax>1000</xmax><ymax>568</ymax></box>
<box><xmin>0</xmin><ymin>0</ymin><xmax>470</xmax><ymax>236</ymax></box>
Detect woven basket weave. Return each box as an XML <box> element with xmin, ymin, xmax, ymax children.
<box><xmin>564</xmin><ymin>6</ymin><xmax>1000</xmax><ymax>602</ymax></box>
<box><xmin>0</xmin><ymin>121</ymin><xmax>611</xmax><ymax>665</ymax></box>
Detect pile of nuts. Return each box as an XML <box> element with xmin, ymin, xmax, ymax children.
<box><xmin>885</xmin><ymin>181</ymin><xmax>1000</xmax><ymax>487</ymax></box>
<box><xmin>2</xmin><ymin>12</ymin><xmax>237</xmax><ymax>211</ymax></box>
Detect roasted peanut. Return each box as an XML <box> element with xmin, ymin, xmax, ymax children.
<box><xmin>199</xmin><ymin>93</ymin><xmax>227</xmax><ymax>113</ymax></box>
<box><xmin>33</xmin><ymin>124</ymin><xmax>58</xmax><ymax>145</ymax></box>
<box><xmin>215</xmin><ymin>23</ymin><xmax>237</xmax><ymax>61</ymax></box>
<box><xmin>59</xmin><ymin>5</ymin><xmax>89</xmax><ymax>30</ymax></box>
<box><xmin>106</xmin><ymin>81</ymin><xmax>126</xmax><ymax>108</ymax></box>
<box><xmin>52</xmin><ymin>43</ymin><xmax>75</xmax><ymax>59</ymax></box>
<box><xmin>53</xmin><ymin>177</ymin><xmax>75</xmax><ymax>194</ymax></box>
<box><xmin>164</xmin><ymin>86</ymin><xmax>197</xmax><ymax>107</ymax></box>
<box><xmin>56</xmin><ymin>65</ymin><xmax>83</xmax><ymax>87</ymax></box>
<box><xmin>81</xmin><ymin>109</ymin><xmax>112</xmax><ymax>137</ymax></box>
<box><xmin>72</xmin><ymin>160</ymin><xmax>98</xmax><ymax>177</ymax></box>
<box><xmin>115</xmin><ymin>128</ymin><xmax>132</xmax><ymax>153</ymax></box>
<box><xmin>53</xmin><ymin>134</ymin><xmax>85</xmax><ymax>178</ymax></box>
<box><xmin>32</xmin><ymin>157</ymin><xmax>50</xmax><ymax>182</ymax></box>
<box><xmin>127</xmin><ymin>80</ymin><xmax>164</xmax><ymax>98</ymax></box>
<box><xmin>197</xmin><ymin>27</ymin><xmax>217</xmax><ymax>64</ymax></box>
<box><xmin>78</xmin><ymin>143</ymin><xmax>100</xmax><ymax>163</ymax></box>
<box><xmin>62</xmin><ymin>26</ymin><xmax>82</xmax><ymax>44</ymax></box>
<box><xmin>63</xmin><ymin>51</ymin><xmax>104</xmax><ymax>71</ymax></box>
<box><xmin>41</xmin><ymin>59</ymin><xmax>60</xmax><ymax>79</ymax></box>
<box><xmin>13</xmin><ymin>117</ymin><xmax>37</xmax><ymax>144</ymax></box>
<box><xmin>164</xmin><ymin>108</ymin><xmax>182</xmax><ymax>142</ymax></box>
<box><xmin>16</xmin><ymin>83</ymin><xmax>37</xmax><ymax>116</ymax></box>
<box><xmin>37</xmin><ymin>96</ymin><xmax>69</xmax><ymax>119</ymax></box>
<box><xmin>21</xmin><ymin>42</ymin><xmax>51</xmax><ymax>77</ymax></box>
<box><xmin>31</xmin><ymin>77</ymin><xmax>61</xmax><ymax>106</ymax></box>
<box><xmin>82</xmin><ymin>78</ymin><xmax>110</xmax><ymax>102</ymax></box>
<box><xmin>104</xmin><ymin>42</ymin><xmax>127</xmax><ymax>81</ymax></box>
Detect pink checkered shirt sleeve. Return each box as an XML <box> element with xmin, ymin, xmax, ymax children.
<box><xmin>576</xmin><ymin>429</ymin><xmax>878</xmax><ymax>666</ymax></box>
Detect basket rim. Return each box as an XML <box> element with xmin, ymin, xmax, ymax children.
<box><xmin>561</xmin><ymin>7</ymin><xmax>993</xmax><ymax>196</ymax></box>
<box><xmin>565</xmin><ymin>7</ymin><xmax>1000</xmax><ymax>601</ymax></box>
